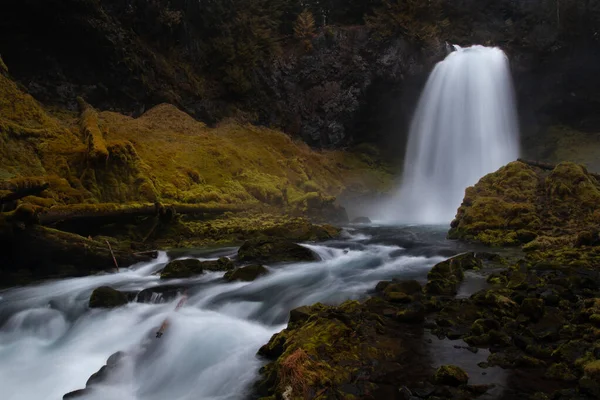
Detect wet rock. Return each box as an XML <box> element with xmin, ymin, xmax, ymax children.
<box><xmin>160</xmin><ymin>257</ymin><xmax>233</xmax><ymax>279</ymax></box>
<box><xmin>237</xmin><ymin>238</ymin><xmax>317</xmax><ymax>264</ymax></box>
<box><xmin>258</xmin><ymin>332</ymin><xmax>287</xmax><ymax>359</ymax></box>
<box><xmin>352</xmin><ymin>216</ymin><xmax>371</xmax><ymax>224</ymax></box>
<box><xmin>395</xmin><ymin>303</ymin><xmax>425</xmax><ymax>323</ymax></box>
<box><xmin>425</xmin><ymin>253</ymin><xmax>480</xmax><ymax>296</ymax></box>
<box><xmin>89</xmin><ymin>286</ymin><xmax>127</xmax><ymax>308</ymax></box>
<box><xmin>386</xmin><ymin>280</ymin><xmax>422</xmax><ymax>295</ymax></box>
<box><xmin>471</xmin><ymin>290</ymin><xmax>519</xmax><ymax>318</ymax></box>
<box><xmin>470</xmin><ymin>319</ymin><xmax>501</xmax><ymax>336</ymax></box>
<box><xmin>384</xmin><ymin>291</ymin><xmax>413</xmax><ymax>303</ymax></box>
<box><xmin>63</xmin><ymin>350</ymin><xmax>127</xmax><ymax>399</ymax></box>
<box><xmin>579</xmin><ymin>376</ymin><xmax>600</xmax><ymax>397</ymax></box>
<box><xmin>202</xmin><ymin>257</ymin><xmax>235</xmax><ymax>272</ymax></box>
<box><xmin>544</xmin><ymin>363</ymin><xmax>578</xmax><ymax>382</ymax></box>
<box><xmin>136</xmin><ymin>285</ymin><xmax>187</xmax><ymax>303</ymax></box>
<box><xmin>375</xmin><ymin>280</ymin><xmax>391</xmax><ymax>292</ymax></box>
<box><xmin>583</xmin><ymin>360</ymin><xmax>600</xmax><ymax>380</ymax></box>
<box><xmin>520</xmin><ymin>298</ymin><xmax>545</xmax><ymax>321</ymax></box>
<box><xmin>255</xmin><ymin>300</ymin><xmax>427</xmax><ymax>398</ymax></box>
<box><xmin>434</xmin><ymin>365</ymin><xmax>469</xmax><ymax>386</ymax></box>
<box><xmin>224</xmin><ymin>265</ymin><xmax>268</xmax><ymax>282</ymax></box>
<box><xmin>527</xmin><ymin>310</ymin><xmax>565</xmax><ymax>341</ymax></box>
<box><xmin>552</xmin><ymin>340</ymin><xmax>592</xmax><ymax>364</ymax></box>
<box><xmin>412</xmin><ymin>383</ymin><xmax>436</xmax><ymax>398</ymax></box>
<box><xmin>63</xmin><ymin>389</ymin><xmax>91</xmax><ymax>399</ymax></box>
<box><xmin>288</xmin><ymin>305</ymin><xmax>314</xmax><ymax>324</ymax></box>
<box><xmin>465</xmin><ymin>384</ymin><xmax>494</xmax><ymax>395</ymax></box>
<box><xmin>160</xmin><ymin>258</ymin><xmax>203</xmax><ymax>279</ymax></box>
<box><xmin>540</xmin><ymin>289</ymin><xmax>561</xmax><ymax>306</ymax></box>
<box><xmin>107</xmin><ymin>351</ymin><xmax>126</xmax><ymax>366</ymax></box>
<box><xmin>398</xmin><ymin>386</ymin><xmax>413</xmax><ymax>400</ymax></box>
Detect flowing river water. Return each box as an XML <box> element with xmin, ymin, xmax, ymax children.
<box><xmin>0</xmin><ymin>224</ymin><xmax>507</xmax><ymax>400</ymax></box>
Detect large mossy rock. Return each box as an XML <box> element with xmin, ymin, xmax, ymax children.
<box><xmin>434</xmin><ymin>365</ymin><xmax>469</xmax><ymax>386</ymax></box>
<box><xmin>449</xmin><ymin>161</ymin><xmax>600</xmax><ymax>249</ymax></box>
<box><xmin>224</xmin><ymin>265</ymin><xmax>268</xmax><ymax>282</ymax></box>
<box><xmin>89</xmin><ymin>286</ymin><xmax>128</xmax><ymax>308</ymax></box>
<box><xmin>160</xmin><ymin>257</ymin><xmax>234</xmax><ymax>279</ymax></box>
<box><xmin>237</xmin><ymin>238</ymin><xmax>318</xmax><ymax>264</ymax></box>
<box><xmin>425</xmin><ymin>253</ymin><xmax>481</xmax><ymax>296</ymax></box>
<box><xmin>255</xmin><ymin>300</ymin><xmax>427</xmax><ymax>399</ymax></box>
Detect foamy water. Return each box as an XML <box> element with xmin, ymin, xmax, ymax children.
<box><xmin>0</xmin><ymin>228</ymin><xmax>449</xmax><ymax>400</ymax></box>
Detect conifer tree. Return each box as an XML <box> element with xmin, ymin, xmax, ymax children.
<box><xmin>294</xmin><ymin>9</ymin><xmax>316</xmax><ymax>51</ymax></box>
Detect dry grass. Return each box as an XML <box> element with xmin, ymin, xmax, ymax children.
<box><xmin>279</xmin><ymin>348</ymin><xmax>311</xmax><ymax>399</ymax></box>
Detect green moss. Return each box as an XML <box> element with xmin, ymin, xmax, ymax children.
<box><xmin>583</xmin><ymin>360</ymin><xmax>600</xmax><ymax>380</ymax></box>
<box><xmin>237</xmin><ymin>238</ymin><xmax>317</xmax><ymax>264</ymax></box>
<box><xmin>449</xmin><ymin>160</ymin><xmax>600</xmax><ymax>262</ymax></box>
<box><xmin>434</xmin><ymin>365</ymin><xmax>469</xmax><ymax>386</ymax></box>
<box><xmin>0</xmin><ymin>73</ymin><xmax>392</xmax><ymax>214</ymax></box>
<box><xmin>160</xmin><ymin>257</ymin><xmax>233</xmax><ymax>279</ymax></box>
<box><xmin>77</xmin><ymin>98</ymin><xmax>109</xmax><ymax>161</ymax></box>
<box><xmin>89</xmin><ymin>286</ymin><xmax>128</xmax><ymax>308</ymax></box>
<box><xmin>224</xmin><ymin>265</ymin><xmax>268</xmax><ymax>281</ymax></box>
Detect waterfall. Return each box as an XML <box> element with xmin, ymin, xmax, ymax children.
<box><xmin>390</xmin><ymin>45</ymin><xmax>519</xmax><ymax>224</ymax></box>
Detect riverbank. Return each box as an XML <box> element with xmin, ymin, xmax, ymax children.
<box><xmin>255</xmin><ymin>160</ymin><xmax>600</xmax><ymax>399</ymax></box>
<box><xmin>0</xmin><ymin>70</ymin><xmax>393</xmax><ymax>286</ymax></box>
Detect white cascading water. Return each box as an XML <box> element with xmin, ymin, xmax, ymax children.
<box><xmin>390</xmin><ymin>45</ymin><xmax>519</xmax><ymax>224</ymax></box>
<box><xmin>0</xmin><ymin>230</ymin><xmax>446</xmax><ymax>400</ymax></box>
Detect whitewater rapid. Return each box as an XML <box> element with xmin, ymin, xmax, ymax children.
<box><xmin>0</xmin><ymin>227</ymin><xmax>448</xmax><ymax>400</ymax></box>
<box><xmin>389</xmin><ymin>45</ymin><xmax>519</xmax><ymax>224</ymax></box>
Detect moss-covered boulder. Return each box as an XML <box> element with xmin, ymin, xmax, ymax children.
<box><xmin>434</xmin><ymin>365</ymin><xmax>469</xmax><ymax>386</ymax></box>
<box><xmin>160</xmin><ymin>259</ymin><xmax>203</xmax><ymax>279</ymax></box>
<box><xmin>89</xmin><ymin>286</ymin><xmax>128</xmax><ymax>308</ymax></box>
<box><xmin>237</xmin><ymin>238</ymin><xmax>317</xmax><ymax>264</ymax></box>
<box><xmin>520</xmin><ymin>298</ymin><xmax>545</xmax><ymax>321</ymax></box>
<box><xmin>160</xmin><ymin>257</ymin><xmax>233</xmax><ymax>279</ymax></box>
<box><xmin>425</xmin><ymin>253</ymin><xmax>480</xmax><ymax>296</ymax></box>
<box><xmin>224</xmin><ymin>264</ymin><xmax>268</xmax><ymax>282</ymax></box>
<box><xmin>448</xmin><ymin>161</ymin><xmax>600</xmax><ymax>254</ymax></box>
<box><xmin>256</xmin><ymin>300</ymin><xmax>427</xmax><ymax>399</ymax></box>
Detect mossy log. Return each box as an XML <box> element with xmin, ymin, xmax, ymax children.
<box><xmin>518</xmin><ymin>158</ymin><xmax>600</xmax><ymax>180</ymax></box>
<box><xmin>0</xmin><ymin>221</ymin><xmax>155</xmax><ymax>286</ymax></box>
<box><xmin>38</xmin><ymin>202</ymin><xmax>246</xmax><ymax>225</ymax></box>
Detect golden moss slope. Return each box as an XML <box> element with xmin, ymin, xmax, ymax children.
<box><xmin>0</xmin><ymin>73</ymin><xmax>392</xmax><ymax>211</ymax></box>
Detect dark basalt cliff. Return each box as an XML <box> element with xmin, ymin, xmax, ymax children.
<box><xmin>1</xmin><ymin>0</ymin><xmax>599</xmax><ymax>151</ymax></box>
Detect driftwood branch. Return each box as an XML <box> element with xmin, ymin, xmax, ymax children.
<box><xmin>0</xmin><ymin>183</ymin><xmax>50</xmax><ymax>204</ymax></box>
<box><xmin>37</xmin><ymin>202</ymin><xmax>246</xmax><ymax>225</ymax></box>
<box><xmin>517</xmin><ymin>158</ymin><xmax>600</xmax><ymax>180</ymax></box>
<box><xmin>105</xmin><ymin>239</ymin><xmax>119</xmax><ymax>271</ymax></box>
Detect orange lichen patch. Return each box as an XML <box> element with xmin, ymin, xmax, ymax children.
<box><xmin>279</xmin><ymin>348</ymin><xmax>312</xmax><ymax>398</ymax></box>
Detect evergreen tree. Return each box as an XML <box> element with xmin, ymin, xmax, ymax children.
<box><xmin>294</xmin><ymin>9</ymin><xmax>316</xmax><ymax>51</ymax></box>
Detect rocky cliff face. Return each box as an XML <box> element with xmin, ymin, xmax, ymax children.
<box><xmin>1</xmin><ymin>0</ymin><xmax>599</xmax><ymax>152</ymax></box>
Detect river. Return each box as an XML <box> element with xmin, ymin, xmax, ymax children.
<box><xmin>0</xmin><ymin>224</ymin><xmax>491</xmax><ymax>400</ymax></box>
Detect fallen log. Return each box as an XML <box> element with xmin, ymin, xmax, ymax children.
<box><xmin>0</xmin><ymin>222</ymin><xmax>156</xmax><ymax>286</ymax></box>
<box><xmin>38</xmin><ymin>202</ymin><xmax>247</xmax><ymax>225</ymax></box>
<box><xmin>518</xmin><ymin>158</ymin><xmax>600</xmax><ymax>180</ymax></box>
